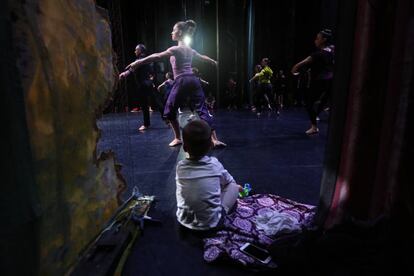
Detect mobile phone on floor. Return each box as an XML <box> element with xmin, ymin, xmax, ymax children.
<box><xmin>240</xmin><ymin>242</ymin><xmax>272</xmax><ymax>264</ymax></box>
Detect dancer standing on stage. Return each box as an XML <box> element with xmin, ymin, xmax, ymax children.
<box><xmin>119</xmin><ymin>44</ymin><xmax>162</xmax><ymax>131</ymax></box>
<box><xmin>249</xmin><ymin>58</ymin><xmax>274</xmax><ymax>116</ymax></box>
<box><xmin>124</xmin><ymin>20</ymin><xmax>226</xmax><ymax>147</ymax></box>
<box><xmin>157</xmin><ymin>71</ymin><xmax>174</xmax><ymax>104</ymax></box>
<box><xmin>274</xmin><ymin>69</ymin><xmax>287</xmax><ymax>109</ymax></box>
<box><xmin>250</xmin><ymin>64</ymin><xmax>261</xmax><ymax>113</ymax></box>
<box><xmin>291</xmin><ymin>29</ymin><xmax>334</xmax><ymax>135</ymax></box>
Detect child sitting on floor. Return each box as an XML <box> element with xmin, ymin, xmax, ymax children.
<box><xmin>176</xmin><ymin>120</ymin><xmax>242</xmax><ymax>230</ymax></box>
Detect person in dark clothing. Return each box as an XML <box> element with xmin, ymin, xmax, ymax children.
<box><xmin>119</xmin><ymin>44</ymin><xmax>162</xmax><ymax>131</ymax></box>
<box><xmin>274</xmin><ymin>69</ymin><xmax>287</xmax><ymax>109</ymax></box>
<box><xmin>250</xmin><ymin>64</ymin><xmax>262</xmax><ymax>112</ymax></box>
<box><xmin>294</xmin><ymin>68</ymin><xmax>310</xmax><ymax>107</ymax></box>
<box><xmin>316</xmin><ymin>44</ymin><xmax>335</xmax><ymax>114</ymax></box>
<box><xmin>291</xmin><ymin>29</ymin><xmax>334</xmax><ymax>134</ymax></box>
<box><xmin>224</xmin><ymin>75</ymin><xmax>238</xmax><ymax>110</ymax></box>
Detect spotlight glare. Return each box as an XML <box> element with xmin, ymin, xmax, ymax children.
<box><xmin>183</xmin><ymin>35</ymin><xmax>192</xmax><ymax>46</ymax></box>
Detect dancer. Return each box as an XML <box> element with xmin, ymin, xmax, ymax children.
<box><xmin>274</xmin><ymin>69</ymin><xmax>287</xmax><ymax>109</ymax></box>
<box><xmin>183</xmin><ymin>67</ymin><xmax>209</xmax><ymax>116</ymax></box>
<box><xmin>157</xmin><ymin>71</ymin><xmax>174</xmax><ymax>103</ymax></box>
<box><xmin>124</xmin><ymin>20</ymin><xmax>226</xmax><ymax>147</ymax></box>
<box><xmin>294</xmin><ymin>68</ymin><xmax>310</xmax><ymax>107</ymax></box>
<box><xmin>224</xmin><ymin>75</ymin><xmax>237</xmax><ymax>110</ymax></box>
<box><xmin>316</xmin><ymin>44</ymin><xmax>335</xmax><ymax>113</ymax></box>
<box><xmin>119</xmin><ymin>44</ymin><xmax>160</xmax><ymax>131</ymax></box>
<box><xmin>194</xmin><ymin>67</ymin><xmax>218</xmax><ymax>114</ymax></box>
<box><xmin>250</xmin><ymin>64</ymin><xmax>262</xmax><ymax>113</ymax></box>
<box><xmin>249</xmin><ymin>58</ymin><xmax>274</xmax><ymax>116</ymax></box>
<box><xmin>192</xmin><ymin>67</ymin><xmax>209</xmax><ymax>88</ymax></box>
<box><xmin>291</xmin><ymin>29</ymin><xmax>334</xmax><ymax>134</ymax></box>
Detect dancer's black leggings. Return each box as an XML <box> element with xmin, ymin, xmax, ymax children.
<box><xmin>137</xmin><ymin>81</ymin><xmax>164</xmax><ymax>127</ymax></box>
<box><xmin>254</xmin><ymin>83</ymin><xmax>272</xmax><ymax>113</ymax></box>
<box><xmin>306</xmin><ymin>79</ymin><xmax>331</xmax><ymax>125</ymax></box>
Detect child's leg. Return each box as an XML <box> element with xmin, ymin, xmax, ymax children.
<box><xmin>221</xmin><ymin>183</ymin><xmax>240</xmax><ymax>214</ymax></box>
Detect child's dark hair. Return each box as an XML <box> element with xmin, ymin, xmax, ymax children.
<box><xmin>182</xmin><ymin>120</ymin><xmax>212</xmax><ymax>159</ymax></box>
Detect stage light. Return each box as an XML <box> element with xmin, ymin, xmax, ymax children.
<box><xmin>183</xmin><ymin>35</ymin><xmax>192</xmax><ymax>46</ymax></box>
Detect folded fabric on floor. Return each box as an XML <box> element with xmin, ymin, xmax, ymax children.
<box><xmin>203</xmin><ymin>194</ymin><xmax>316</xmax><ymax>269</ymax></box>
<box><xmin>255</xmin><ymin>210</ymin><xmax>302</xmax><ymax>236</ymax></box>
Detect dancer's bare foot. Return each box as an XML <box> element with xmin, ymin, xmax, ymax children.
<box><xmin>305</xmin><ymin>127</ymin><xmax>319</xmax><ymax>135</ymax></box>
<box><xmin>212</xmin><ymin>140</ymin><xmax>227</xmax><ymax>148</ymax></box>
<box><xmin>138</xmin><ymin>125</ymin><xmax>148</xmax><ymax>131</ymax></box>
<box><xmin>168</xmin><ymin>138</ymin><xmax>182</xmax><ymax>147</ymax></box>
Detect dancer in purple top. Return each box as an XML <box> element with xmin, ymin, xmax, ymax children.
<box><xmin>123</xmin><ymin>20</ymin><xmax>226</xmax><ymax>148</ymax></box>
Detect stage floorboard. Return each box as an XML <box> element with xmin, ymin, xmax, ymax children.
<box><xmin>97</xmin><ymin>107</ymin><xmax>329</xmax><ymax>275</ymax></box>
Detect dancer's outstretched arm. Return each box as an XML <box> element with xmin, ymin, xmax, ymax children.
<box><xmin>249</xmin><ymin>73</ymin><xmax>260</xmax><ymax>83</ymax></box>
<box><xmin>193</xmin><ymin>51</ymin><xmax>217</xmax><ymax>66</ymax></box>
<box><xmin>200</xmin><ymin>78</ymin><xmax>209</xmax><ymax>86</ymax></box>
<box><xmin>291</xmin><ymin>56</ymin><xmax>312</xmax><ymax>74</ymax></box>
<box><xmin>120</xmin><ymin>49</ymin><xmax>174</xmax><ymax>80</ymax></box>
<box><xmin>157</xmin><ymin>80</ymin><xmax>168</xmax><ymax>92</ymax></box>
<box><xmin>126</xmin><ymin>48</ymin><xmax>175</xmax><ymax>71</ymax></box>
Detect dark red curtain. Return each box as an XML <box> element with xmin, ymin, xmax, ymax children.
<box><xmin>324</xmin><ymin>0</ymin><xmax>414</xmax><ymax>234</ymax></box>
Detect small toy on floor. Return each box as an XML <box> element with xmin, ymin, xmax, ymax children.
<box><xmin>239</xmin><ymin>183</ymin><xmax>252</xmax><ymax>198</ymax></box>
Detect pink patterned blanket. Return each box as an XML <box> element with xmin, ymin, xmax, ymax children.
<box><xmin>203</xmin><ymin>194</ymin><xmax>316</xmax><ymax>269</ymax></box>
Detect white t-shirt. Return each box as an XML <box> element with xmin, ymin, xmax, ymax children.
<box><xmin>176</xmin><ymin>156</ymin><xmax>236</xmax><ymax>230</ymax></box>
